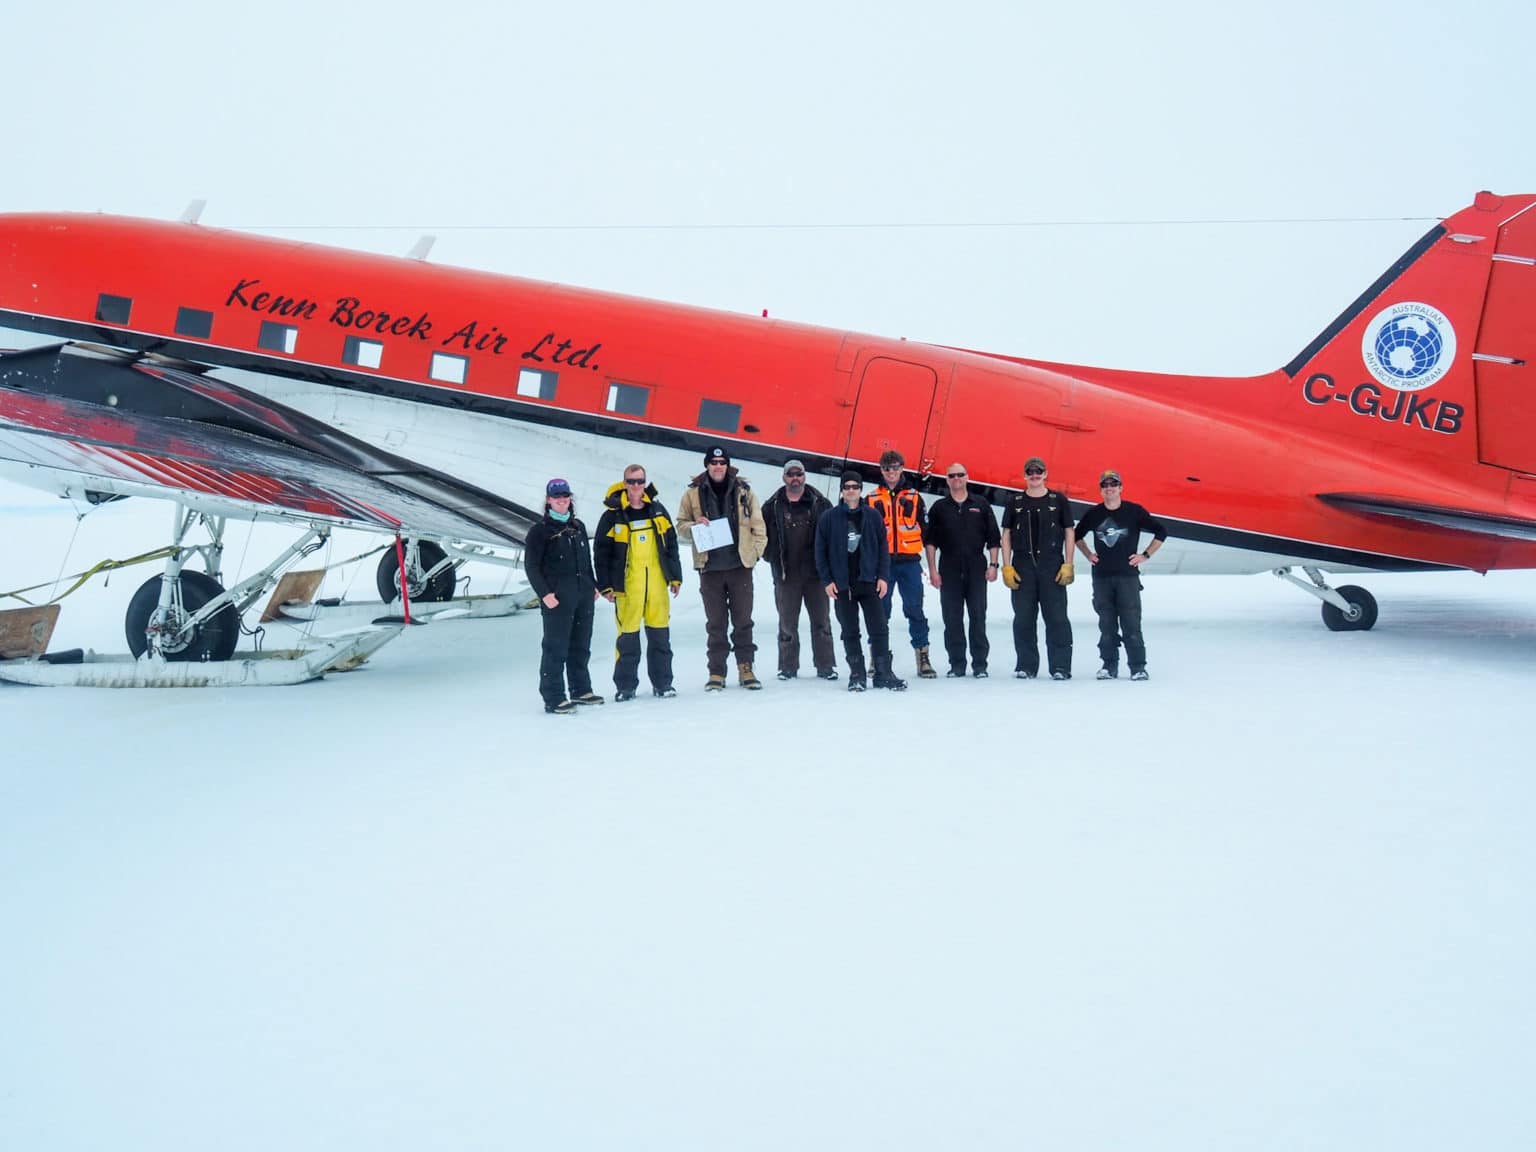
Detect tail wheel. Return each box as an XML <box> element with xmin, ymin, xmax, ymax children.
<box><xmin>376</xmin><ymin>540</ymin><xmax>455</xmax><ymax>603</ymax></box>
<box><xmin>126</xmin><ymin>570</ymin><xmax>241</xmax><ymax>661</ymax></box>
<box><xmin>1321</xmin><ymin>584</ymin><xmax>1378</xmax><ymax>632</ymax></box>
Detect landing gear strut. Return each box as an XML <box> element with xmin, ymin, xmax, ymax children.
<box><xmin>1273</xmin><ymin>566</ymin><xmax>1379</xmax><ymax>631</ymax></box>
<box><xmin>126</xmin><ymin>505</ymin><xmax>329</xmax><ymax>661</ymax></box>
<box><xmin>376</xmin><ymin>539</ymin><xmax>456</xmax><ymax>603</ymax></box>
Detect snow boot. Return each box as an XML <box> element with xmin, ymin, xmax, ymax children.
<box><xmin>873</xmin><ymin>653</ymin><xmax>907</xmax><ymax>692</ymax></box>
<box><xmin>915</xmin><ymin>645</ymin><xmax>937</xmax><ymax>679</ymax></box>
<box><xmin>738</xmin><ymin>662</ymin><xmax>763</xmax><ymax>690</ymax></box>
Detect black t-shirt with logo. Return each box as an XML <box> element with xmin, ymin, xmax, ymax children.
<box><xmin>1074</xmin><ymin>500</ymin><xmax>1167</xmax><ymax>577</ymax></box>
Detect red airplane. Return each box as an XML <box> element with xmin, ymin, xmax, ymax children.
<box><xmin>1</xmin><ymin>191</ymin><xmax>1533</xmax><ymax>665</ymax></box>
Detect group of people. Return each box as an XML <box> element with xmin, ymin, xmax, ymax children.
<box><xmin>525</xmin><ymin>446</ymin><xmax>1167</xmax><ymax>714</ymax></box>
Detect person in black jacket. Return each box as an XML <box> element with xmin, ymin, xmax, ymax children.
<box><xmin>923</xmin><ymin>462</ymin><xmax>1001</xmax><ymax>677</ymax></box>
<box><xmin>761</xmin><ymin>459</ymin><xmax>837</xmax><ymax>681</ymax></box>
<box><xmin>816</xmin><ymin>471</ymin><xmax>904</xmax><ymax>691</ymax></box>
<box><xmin>523</xmin><ymin>478</ymin><xmax>603</xmax><ymax>714</ymax></box>
<box><xmin>593</xmin><ymin>464</ymin><xmax>683</xmax><ymax>701</ymax></box>
<box><xmin>1074</xmin><ymin>469</ymin><xmax>1167</xmax><ymax>681</ymax></box>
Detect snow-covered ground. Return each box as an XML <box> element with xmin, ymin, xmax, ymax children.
<box><xmin>3</xmin><ymin>473</ymin><xmax>1534</xmax><ymax>1151</ymax></box>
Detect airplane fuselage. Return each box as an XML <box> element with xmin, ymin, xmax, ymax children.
<box><xmin>4</xmin><ymin>198</ymin><xmax>1536</xmax><ymax>575</ymax></box>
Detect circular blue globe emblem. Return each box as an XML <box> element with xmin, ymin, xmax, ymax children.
<box><xmin>1361</xmin><ymin>302</ymin><xmax>1456</xmax><ymax>392</ymax></box>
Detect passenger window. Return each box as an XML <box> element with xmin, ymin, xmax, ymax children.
<box><xmin>606</xmin><ymin>382</ymin><xmax>649</xmax><ymax>417</ymax></box>
<box><xmin>258</xmin><ymin>321</ymin><xmax>298</xmax><ymax>354</ymax></box>
<box><xmin>175</xmin><ymin>307</ymin><xmax>213</xmax><ymax>339</ymax></box>
<box><xmin>431</xmin><ymin>352</ymin><xmax>468</xmax><ymax>385</ymax></box>
<box><xmin>95</xmin><ymin>294</ymin><xmax>132</xmax><ymax>324</ymax></box>
<box><xmin>343</xmin><ymin>336</ymin><xmax>384</xmax><ymax>369</ymax></box>
<box><xmin>517</xmin><ymin>367</ymin><xmax>558</xmax><ymax>400</ymax></box>
<box><xmin>698</xmin><ymin>398</ymin><xmax>741</xmax><ymax>433</ymax></box>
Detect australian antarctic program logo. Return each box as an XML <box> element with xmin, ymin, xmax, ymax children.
<box><xmin>1361</xmin><ymin>302</ymin><xmax>1456</xmax><ymax>392</ymax></box>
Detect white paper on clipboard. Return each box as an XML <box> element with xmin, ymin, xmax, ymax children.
<box><xmin>689</xmin><ymin>518</ymin><xmax>735</xmax><ymax>552</ymax></box>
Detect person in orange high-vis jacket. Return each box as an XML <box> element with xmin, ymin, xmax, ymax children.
<box><xmin>866</xmin><ymin>449</ymin><xmax>935</xmax><ymax>678</ymax></box>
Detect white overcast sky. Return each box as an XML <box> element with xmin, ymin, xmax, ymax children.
<box><xmin>6</xmin><ymin>1</ymin><xmax>1535</xmax><ymax>370</ymax></box>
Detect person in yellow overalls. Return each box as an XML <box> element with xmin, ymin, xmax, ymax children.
<box><xmin>593</xmin><ymin>464</ymin><xmax>683</xmax><ymax>700</ymax></box>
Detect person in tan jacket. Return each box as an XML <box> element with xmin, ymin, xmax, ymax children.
<box><xmin>676</xmin><ymin>446</ymin><xmax>768</xmax><ymax>690</ymax></box>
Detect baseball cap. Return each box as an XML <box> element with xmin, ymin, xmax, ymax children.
<box><xmin>1024</xmin><ymin>456</ymin><xmax>1047</xmax><ymax>474</ymax></box>
<box><xmin>783</xmin><ymin>458</ymin><xmax>807</xmax><ymax>475</ymax></box>
<box><xmin>546</xmin><ymin>477</ymin><xmax>573</xmax><ymax>497</ymax></box>
<box><xmin>1099</xmin><ymin>469</ymin><xmax>1122</xmax><ymax>486</ymax></box>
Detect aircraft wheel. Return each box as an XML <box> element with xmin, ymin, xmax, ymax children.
<box><xmin>376</xmin><ymin>540</ymin><xmax>455</xmax><ymax>603</ymax></box>
<box><xmin>126</xmin><ymin>570</ymin><xmax>241</xmax><ymax>661</ymax></box>
<box><xmin>1321</xmin><ymin>584</ymin><xmax>1378</xmax><ymax>632</ymax></box>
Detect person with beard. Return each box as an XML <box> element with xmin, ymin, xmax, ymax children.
<box><xmin>816</xmin><ymin>471</ymin><xmax>904</xmax><ymax>691</ymax></box>
<box><xmin>594</xmin><ymin>463</ymin><xmax>683</xmax><ymax>701</ymax></box>
<box><xmin>1074</xmin><ymin>469</ymin><xmax>1167</xmax><ymax>681</ymax></box>
<box><xmin>761</xmin><ymin>458</ymin><xmax>838</xmax><ymax>681</ymax></box>
<box><xmin>523</xmin><ymin>477</ymin><xmax>603</xmax><ymax>714</ymax></box>
<box><xmin>676</xmin><ymin>445</ymin><xmax>768</xmax><ymax>691</ymax></box>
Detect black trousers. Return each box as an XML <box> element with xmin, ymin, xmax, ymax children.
<box><xmin>699</xmin><ymin>566</ymin><xmax>756</xmax><ymax>675</ymax></box>
<box><xmin>939</xmin><ymin>564</ymin><xmax>989</xmax><ymax>674</ymax></box>
<box><xmin>614</xmin><ymin>626</ymin><xmax>673</xmax><ymax>693</ymax></box>
<box><xmin>833</xmin><ymin>583</ymin><xmax>889</xmax><ymax>677</ymax></box>
<box><xmin>1010</xmin><ymin>557</ymin><xmax>1073</xmax><ymax>676</ymax></box>
<box><xmin>775</xmin><ymin>574</ymin><xmax>836</xmax><ymax>675</ymax></box>
<box><xmin>1091</xmin><ymin>574</ymin><xmax>1146</xmax><ymax>673</ymax></box>
<box><xmin>539</xmin><ymin>581</ymin><xmax>595</xmax><ymax>706</ymax></box>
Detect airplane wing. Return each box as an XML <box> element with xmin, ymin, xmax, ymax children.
<box><xmin>0</xmin><ymin>343</ymin><xmax>541</xmax><ymax>544</ymax></box>
<box><xmin>1317</xmin><ymin>493</ymin><xmax>1536</xmax><ymax>543</ymax></box>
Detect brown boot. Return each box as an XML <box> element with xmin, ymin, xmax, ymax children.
<box><xmin>738</xmin><ymin>661</ymin><xmax>763</xmax><ymax>690</ymax></box>
<box><xmin>916</xmin><ymin>646</ymin><xmax>937</xmax><ymax>679</ymax></box>
<box><xmin>706</xmin><ymin>673</ymin><xmax>727</xmax><ymax>692</ymax></box>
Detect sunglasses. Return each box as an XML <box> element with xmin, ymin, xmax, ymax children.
<box><xmin>1025</xmin><ymin>468</ymin><xmax>1045</xmax><ymax>477</ymax></box>
<box><xmin>947</xmin><ymin>472</ymin><xmax>966</xmax><ymax>479</ymax></box>
<box><xmin>841</xmin><ymin>482</ymin><xmax>861</xmax><ymax>490</ymax></box>
<box><xmin>784</xmin><ymin>470</ymin><xmax>805</xmax><ymax>478</ymax></box>
<box><xmin>1100</xmin><ymin>479</ymin><xmax>1122</xmax><ymax>488</ymax></box>
<box><xmin>624</xmin><ymin>477</ymin><xmax>647</xmax><ymax>485</ymax></box>
<box><xmin>881</xmin><ymin>463</ymin><xmax>903</xmax><ymax>471</ymax></box>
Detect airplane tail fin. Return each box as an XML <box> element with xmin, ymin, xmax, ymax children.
<box><xmin>1284</xmin><ymin>191</ymin><xmax>1536</xmax><ymax>475</ymax></box>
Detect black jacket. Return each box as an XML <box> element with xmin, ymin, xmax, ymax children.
<box><xmin>762</xmin><ymin>484</ymin><xmax>833</xmax><ymax>584</ymax></box>
<box><xmin>815</xmin><ymin>501</ymin><xmax>892</xmax><ymax>591</ymax></box>
<box><xmin>593</xmin><ymin>482</ymin><xmax>683</xmax><ymax>594</ymax></box>
<box><xmin>1001</xmin><ymin>489</ymin><xmax>1073</xmax><ymax>564</ymax></box>
<box><xmin>924</xmin><ymin>492</ymin><xmax>1000</xmax><ymax>573</ymax></box>
<box><xmin>524</xmin><ymin>512</ymin><xmax>597</xmax><ymax>599</ymax></box>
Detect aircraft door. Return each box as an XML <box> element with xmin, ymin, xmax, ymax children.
<box><xmin>846</xmin><ymin>356</ymin><xmax>938</xmax><ymax>470</ymax></box>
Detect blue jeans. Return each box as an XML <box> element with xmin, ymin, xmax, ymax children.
<box><xmin>880</xmin><ymin>560</ymin><xmax>930</xmax><ymax>649</ymax></box>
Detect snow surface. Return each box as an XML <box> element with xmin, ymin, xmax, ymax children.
<box><xmin>6</xmin><ymin>0</ymin><xmax>1536</xmax><ymax>1143</ymax></box>
<box><xmin>3</xmin><ymin>474</ymin><xmax>1535</xmax><ymax>1151</ymax></box>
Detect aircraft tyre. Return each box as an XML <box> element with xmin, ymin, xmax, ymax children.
<box><xmin>125</xmin><ymin>570</ymin><xmax>241</xmax><ymax>661</ymax></box>
<box><xmin>1321</xmin><ymin>584</ymin><xmax>1378</xmax><ymax>632</ymax></box>
<box><xmin>376</xmin><ymin>540</ymin><xmax>455</xmax><ymax>604</ymax></box>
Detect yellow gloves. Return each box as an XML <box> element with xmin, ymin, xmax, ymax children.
<box><xmin>1055</xmin><ymin>563</ymin><xmax>1075</xmax><ymax>586</ymax></box>
<box><xmin>1001</xmin><ymin>565</ymin><xmax>1021</xmax><ymax>590</ymax></box>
